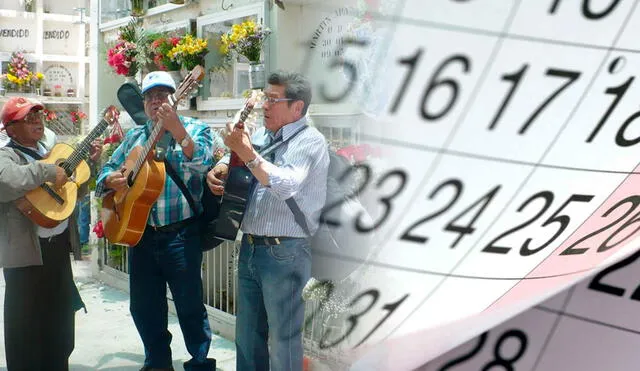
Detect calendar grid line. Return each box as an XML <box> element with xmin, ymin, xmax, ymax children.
<box><xmin>313</xmin><ymin>249</ymin><xmax>593</xmax><ymax>281</ymax></box>
<box><xmin>530</xmin><ymin>286</ymin><xmax>578</xmax><ymax>371</ymax></box>
<box><xmin>476</xmin><ymin>0</ymin><xmax>638</xmax><ymax>316</ymax></box>
<box><xmin>531</xmin><ymin>0</ymin><xmax>640</xmax><ymax>182</ymax></box>
<box><xmin>534</xmin><ymin>305</ymin><xmax>640</xmax><ymax>337</ymax></box>
<box><xmin>365</xmin><ymin>11</ymin><xmax>640</xmax><ymax>55</ymax></box>
<box><xmin>382</xmin><ymin>0</ymin><xmax>640</xmax><ymax>343</ymax></box>
<box><xmin>476</xmin><ymin>0</ymin><xmax>640</xmax><ymax>316</ymax></box>
<box><xmin>362</xmin><ymin>133</ymin><xmax>640</xmax><ymax>175</ymax></box>
<box><xmin>378</xmin><ymin>0</ymin><xmax>526</xmax><ymax>341</ymax></box>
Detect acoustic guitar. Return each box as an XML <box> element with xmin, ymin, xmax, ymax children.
<box><xmin>102</xmin><ymin>66</ymin><xmax>204</xmax><ymax>246</ymax></box>
<box><xmin>213</xmin><ymin>90</ymin><xmax>262</xmax><ymax>241</ymax></box>
<box><xmin>15</xmin><ymin>105</ymin><xmax>120</xmax><ymax>228</ymax></box>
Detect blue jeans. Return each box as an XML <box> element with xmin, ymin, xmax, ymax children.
<box><xmin>76</xmin><ymin>194</ymin><xmax>91</xmax><ymax>244</ymax></box>
<box><xmin>235</xmin><ymin>235</ymin><xmax>311</xmax><ymax>371</ymax></box>
<box><xmin>129</xmin><ymin>223</ymin><xmax>215</xmax><ymax>371</ymax></box>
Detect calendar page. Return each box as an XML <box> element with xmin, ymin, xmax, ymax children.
<box><xmin>296</xmin><ymin>0</ymin><xmax>640</xmax><ymax>370</ymax></box>
<box><xmin>419</xmin><ymin>248</ymin><xmax>640</xmax><ymax>371</ymax></box>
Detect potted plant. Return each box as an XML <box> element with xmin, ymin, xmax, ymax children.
<box><xmin>23</xmin><ymin>0</ymin><xmax>35</xmax><ymax>12</ymax></box>
<box><xmin>167</xmin><ymin>34</ymin><xmax>209</xmax><ymax>77</ymax></box>
<box><xmin>30</xmin><ymin>72</ymin><xmax>44</xmax><ymax>95</ymax></box>
<box><xmin>107</xmin><ymin>19</ymin><xmax>144</xmax><ymax>83</ymax></box>
<box><xmin>219</xmin><ymin>19</ymin><xmax>271</xmax><ymax>89</ymax></box>
<box><xmin>148</xmin><ymin>34</ymin><xmax>181</xmax><ymax>71</ymax></box>
<box><xmin>6</xmin><ymin>51</ymin><xmax>33</xmax><ymax>93</ymax></box>
<box><xmin>130</xmin><ymin>0</ymin><xmax>146</xmax><ymax>17</ymax></box>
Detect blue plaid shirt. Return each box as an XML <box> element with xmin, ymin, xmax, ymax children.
<box><xmin>95</xmin><ymin>116</ymin><xmax>225</xmax><ymax>227</ymax></box>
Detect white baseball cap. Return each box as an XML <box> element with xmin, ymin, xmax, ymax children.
<box><xmin>141</xmin><ymin>71</ymin><xmax>176</xmax><ymax>94</ymax></box>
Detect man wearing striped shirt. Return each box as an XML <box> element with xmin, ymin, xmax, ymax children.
<box><xmin>95</xmin><ymin>71</ymin><xmax>222</xmax><ymax>371</ymax></box>
<box><xmin>207</xmin><ymin>70</ymin><xmax>330</xmax><ymax>371</ymax></box>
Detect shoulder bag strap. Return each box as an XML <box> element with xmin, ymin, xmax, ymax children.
<box><xmin>6</xmin><ymin>140</ymin><xmax>44</xmax><ymax>160</ymax></box>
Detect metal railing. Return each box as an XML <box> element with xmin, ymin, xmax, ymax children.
<box><xmin>203</xmin><ymin>240</ymin><xmax>239</xmax><ymax>315</ymax></box>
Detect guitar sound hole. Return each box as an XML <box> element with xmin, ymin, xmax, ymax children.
<box><xmin>127</xmin><ymin>172</ymin><xmax>135</xmax><ymax>187</ymax></box>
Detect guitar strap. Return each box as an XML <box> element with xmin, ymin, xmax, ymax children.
<box><xmin>161</xmin><ymin>125</ymin><xmax>309</xmax><ymax>216</ymax></box>
<box><xmin>6</xmin><ymin>140</ymin><xmax>44</xmax><ymax>160</ymax></box>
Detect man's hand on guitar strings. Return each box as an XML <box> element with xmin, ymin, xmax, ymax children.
<box><xmin>206</xmin><ymin>163</ymin><xmax>229</xmax><ymax>196</ymax></box>
<box><xmin>105</xmin><ymin>170</ymin><xmax>128</xmax><ymax>192</ymax></box>
<box><xmin>54</xmin><ymin>166</ymin><xmax>68</xmax><ymax>188</ymax></box>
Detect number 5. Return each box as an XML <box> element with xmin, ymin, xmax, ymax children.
<box><xmin>319</xmin><ymin>38</ymin><xmax>369</xmax><ymax>103</ymax></box>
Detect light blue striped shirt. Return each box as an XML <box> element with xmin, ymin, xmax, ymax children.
<box><xmin>95</xmin><ymin>116</ymin><xmax>224</xmax><ymax>227</ymax></box>
<box><xmin>238</xmin><ymin>117</ymin><xmax>329</xmax><ymax>238</ymax></box>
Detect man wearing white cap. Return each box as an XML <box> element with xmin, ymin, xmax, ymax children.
<box><xmin>0</xmin><ymin>96</ymin><xmax>101</xmax><ymax>370</ymax></box>
<box><xmin>95</xmin><ymin>71</ymin><xmax>224</xmax><ymax>371</ymax></box>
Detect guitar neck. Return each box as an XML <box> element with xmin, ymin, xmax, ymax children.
<box><xmin>229</xmin><ymin>100</ymin><xmax>256</xmax><ymax>168</ymax></box>
<box><xmin>63</xmin><ymin>118</ymin><xmax>110</xmax><ymax>173</ymax></box>
<box><xmin>229</xmin><ymin>151</ymin><xmax>245</xmax><ymax>168</ymax></box>
<box><xmin>132</xmin><ymin>119</ymin><xmax>165</xmax><ymax>176</ymax></box>
<box><xmin>128</xmin><ymin>66</ymin><xmax>203</xmax><ymax>179</ymax></box>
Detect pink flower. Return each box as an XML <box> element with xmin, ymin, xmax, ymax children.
<box><xmin>92</xmin><ymin>221</ymin><xmax>104</xmax><ymax>238</ymax></box>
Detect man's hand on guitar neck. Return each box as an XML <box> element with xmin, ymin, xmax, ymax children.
<box><xmin>223</xmin><ymin>122</ymin><xmax>271</xmax><ymax>187</ymax></box>
<box><xmin>89</xmin><ymin>139</ymin><xmax>104</xmax><ymax>163</ymax></box>
<box><xmin>156</xmin><ymin>103</ymin><xmax>194</xmax><ymax>159</ymax></box>
<box><xmin>224</xmin><ymin>121</ymin><xmax>254</xmax><ymax>161</ymax></box>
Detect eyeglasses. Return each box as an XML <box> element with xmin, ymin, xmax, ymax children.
<box><xmin>17</xmin><ymin>111</ymin><xmax>42</xmax><ymax>125</ymax></box>
<box><xmin>263</xmin><ymin>97</ymin><xmax>293</xmax><ymax>105</ymax></box>
<box><xmin>144</xmin><ymin>91</ymin><xmax>171</xmax><ymax>101</ymax></box>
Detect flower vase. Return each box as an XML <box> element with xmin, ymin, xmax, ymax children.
<box><xmin>130</xmin><ymin>0</ymin><xmax>146</xmax><ymax>17</ymax></box>
<box><xmin>209</xmin><ymin>71</ymin><xmax>228</xmax><ymax>98</ymax></box>
<box><xmin>24</xmin><ymin>0</ymin><xmax>35</xmax><ymax>12</ymax></box>
<box><xmin>248</xmin><ymin>62</ymin><xmax>265</xmax><ymax>90</ymax></box>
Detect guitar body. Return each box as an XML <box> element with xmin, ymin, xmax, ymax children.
<box><xmin>213</xmin><ymin>165</ymin><xmax>255</xmax><ymax>241</ymax></box>
<box><xmin>102</xmin><ymin>145</ymin><xmax>165</xmax><ymax>246</ymax></box>
<box><xmin>17</xmin><ymin>143</ymin><xmax>90</xmax><ymax>228</ymax></box>
<box><xmin>212</xmin><ymin>91</ymin><xmax>262</xmax><ymax>241</ymax></box>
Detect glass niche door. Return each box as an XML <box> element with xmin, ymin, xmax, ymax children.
<box><xmin>196</xmin><ymin>3</ymin><xmax>267</xmax><ymax>111</ymax></box>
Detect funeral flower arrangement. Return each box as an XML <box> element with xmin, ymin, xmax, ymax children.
<box><xmin>148</xmin><ymin>34</ymin><xmax>181</xmax><ymax>71</ymax></box>
<box><xmin>167</xmin><ymin>34</ymin><xmax>209</xmax><ymax>71</ymax></box>
<box><xmin>5</xmin><ymin>51</ymin><xmax>45</xmax><ymax>90</ymax></box>
<box><xmin>219</xmin><ymin>19</ymin><xmax>271</xmax><ymax>63</ymax></box>
<box><xmin>107</xmin><ymin>19</ymin><xmax>142</xmax><ymax>77</ymax></box>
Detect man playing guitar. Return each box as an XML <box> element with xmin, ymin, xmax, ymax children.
<box><xmin>0</xmin><ymin>96</ymin><xmax>101</xmax><ymax>370</ymax></box>
<box><xmin>207</xmin><ymin>70</ymin><xmax>329</xmax><ymax>371</ymax></box>
<box><xmin>95</xmin><ymin>71</ymin><xmax>224</xmax><ymax>371</ymax></box>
